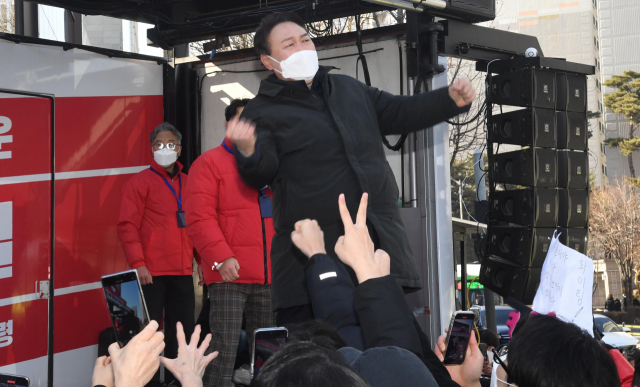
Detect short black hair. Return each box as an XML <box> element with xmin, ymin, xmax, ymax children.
<box><xmin>479</xmin><ymin>329</ymin><xmax>500</xmax><ymax>348</ymax></box>
<box><xmin>286</xmin><ymin>320</ymin><xmax>348</xmax><ymax>351</ymax></box>
<box><xmin>250</xmin><ymin>342</ymin><xmax>370</xmax><ymax>387</ymax></box>
<box><xmin>254</xmin><ymin>12</ymin><xmax>307</xmax><ymax>56</ymax></box>
<box><xmin>225</xmin><ymin>98</ymin><xmax>251</xmax><ymax>122</ymax></box>
<box><xmin>507</xmin><ymin>315</ymin><xmax>619</xmax><ymax>387</ymax></box>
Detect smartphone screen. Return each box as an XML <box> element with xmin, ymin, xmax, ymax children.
<box><xmin>0</xmin><ymin>373</ymin><xmax>29</xmax><ymax>387</ymax></box>
<box><xmin>251</xmin><ymin>328</ymin><xmax>288</xmax><ymax>379</ymax></box>
<box><xmin>443</xmin><ymin>312</ymin><xmax>475</xmax><ymax>365</ymax></box>
<box><xmin>101</xmin><ymin>270</ymin><xmax>151</xmax><ymax>347</ymax></box>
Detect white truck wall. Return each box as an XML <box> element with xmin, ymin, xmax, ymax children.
<box><xmin>198</xmin><ymin>37</ymin><xmax>405</xmax><ymax>191</ymax></box>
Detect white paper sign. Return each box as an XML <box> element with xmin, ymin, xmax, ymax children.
<box><xmin>532</xmin><ymin>232</ymin><xmax>594</xmax><ymax>336</ymax></box>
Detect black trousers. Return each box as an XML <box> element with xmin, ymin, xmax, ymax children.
<box><xmin>142</xmin><ymin>275</ymin><xmax>195</xmax><ymax>381</ymax></box>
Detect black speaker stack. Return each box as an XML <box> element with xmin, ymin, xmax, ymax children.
<box><xmin>479</xmin><ymin>58</ymin><xmax>594</xmax><ymax>305</ymax></box>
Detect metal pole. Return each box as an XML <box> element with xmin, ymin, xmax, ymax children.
<box><xmin>474</xmin><ymin>149</ymin><xmax>497</xmax><ymax>332</ymax></box>
<box><xmin>461</xmin><ymin>240</ymin><xmax>466</xmax><ymax>310</ymax></box>
<box><xmin>459</xmin><ymin>181</ymin><xmax>463</xmax><ymax>219</ymax></box>
<box><xmin>408</xmin><ymin>77</ymin><xmax>418</xmax><ymax>208</ymax></box>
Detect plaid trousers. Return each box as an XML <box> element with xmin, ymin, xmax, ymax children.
<box><xmin>203</xmin><ymin>282</ymin><xmax>275</xmax><ymax>387</ymax></box>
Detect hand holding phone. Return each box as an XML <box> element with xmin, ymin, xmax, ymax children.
<box><xmin>443</xmin><ymin>311</ymin><xmax>475</xmax><ymax>365</ymax></box>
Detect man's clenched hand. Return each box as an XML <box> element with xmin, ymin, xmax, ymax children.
<box><xmin>227</xmin><ymin>116</ymin><xmax>257</xmax><ymax>156</ymax></box>
<box><xmin>448</xmin><ymin>78</ymin><xmax>476</xmax><ymax>108</ymax></box>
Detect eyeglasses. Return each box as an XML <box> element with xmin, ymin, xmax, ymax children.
<box><xmin>497</xmin><ymin>377</ymin><xmax>517</xmax><ymax>387</ymax></box>
<box><xmin>492</xmin><ymin>345</ymin><xmax>510</xmax><ymax>376</ymax></box>
<box><xmin>152</xmin><ymin>142</ymin><xmax>181</xmax><ymax>150</ymax></box>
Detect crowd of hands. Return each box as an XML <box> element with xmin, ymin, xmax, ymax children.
<box><xmin>92</xmin><ymin>322</ymin><xmax>217</xmax><ymax>387</ymax></box>
<box><xmin>93</xmin><ymin>192</ymin><xmax>484</xmax><ymax>387</ymax></box>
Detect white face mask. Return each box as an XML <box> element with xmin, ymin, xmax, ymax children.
<box><xmin>154</xmin><ymin>148</ymin><xmax>178</xmax><ymax>167</ymax></box>
<box><xmin>490</xmin><ymin>355</ymin><xmax>509</xmax><ymax>387</ymax></box>
<box><xmin>268</xmin><ymin>50</ymin><xmax>319</xmax><ymax>81</ymax></box>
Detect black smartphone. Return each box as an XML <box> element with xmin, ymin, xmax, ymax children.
<box><xmin>101</xmin><ymin>270</ymin><xmax>151</xmax><ymax>347</ymax></box>
<box><xmin>443</xmin><ymin>311</ymin><xmax>475</xmax><ymax>365</ymax></box>
<box><xmin>251</xmin><ymin>327</ymin><xmax>288</xmax><ymax>379</ymax></box>
<box><xmin>0</xmin><ymin>373</ymin><xmax>29</xmax><ymax>387</ymax></box>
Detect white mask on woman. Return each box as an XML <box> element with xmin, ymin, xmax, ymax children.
<box><xmin>154</xmin><ymin>148</ymin><xmax>178</xmax><ymax>167</ymax></box>
<box><xmin>490</xmin><ymin>355</ymin><xmax>511</xmax><ymax>387</ymax></box>
<box><xmin>268</xmin><ymin>50</ymin><xmax>319</xmax><ymax>82</ymax></box>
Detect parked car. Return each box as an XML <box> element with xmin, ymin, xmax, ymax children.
<box><xmin>594</xmin><ymin>314</ymin><xmax>639</xmax><ymax>355</ymax></box>
<box><xmin>471</xmin><ymin>305</ymin><xmax>517</xmax><ymax>345</ymax></box>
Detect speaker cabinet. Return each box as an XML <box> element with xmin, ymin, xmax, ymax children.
<box><xmin>557</xmin><ymin>227</ymin><xmax>588</xmax><ymax>254</ymax></box>
<box><xmin>490</xmin><ymin>188</ymin><xmax>558</xmax><ymax>227</ymax></box>
<box><xmin>479</xmin><ymin>257</ymin><xmax>540</xmax><ymax>305</ymax></box>
<box><xmin>557</xmin><ymin>151</ymin><xmax>589</xmax><ymax>189</ymax></box>
<box><xmin>557</xmin><ymin>112</ymin><xmax>588</xmax><ymax>151</ymax></box>
<box><xmin>491</xmin><ymin>148</ymin><xmax>557</xmax><ymax>188</ymax></box>
<box><xmin>486</xmin><ymin>226</ymin><xmax>555</xmax><ymax>267</ymax></box>
<box><xmin>490</xmin><ymin>69</ymin><xmax>557</xmax><ymax>109</ymax></box>
<box><xmin>489</xmin><ymin>108</ymin><xmax>556</xmax><ymax>148</ymax></box>
<box><xmin>558</xmin><ymin>189</ymin><xmax>589</xmax><ymax>228</ymax></box>
<box><xmin>556</xmin><ymin>73</ymin><xmax>587</xmax><ymax>113</ymax></box>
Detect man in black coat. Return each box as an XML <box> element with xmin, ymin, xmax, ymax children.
<box><xmin>228</xmin><ymin>12</ymin><xmax>476</xmax><ymax>325</ymax></box>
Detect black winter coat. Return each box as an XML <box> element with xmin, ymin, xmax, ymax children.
<box><xmin>236</xmin><ymin>66</ymin><xmax>470</xmax><ymax>310</ymax></box>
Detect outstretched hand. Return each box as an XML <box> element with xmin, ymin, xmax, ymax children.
<box><xmin>448</xmin><ymin>78</ymin><xmax>476</xmax><ymax>108</ymax></box>
<box><xmin>160</xmin><ymin>323</ymin><xmax>219</xmax><ymax>387</ymax></box>
<box><xmin>434</xmin><ymin>328</ymin><xmax>483</xmax><ymax>387</ymax></box>
<box><xmin>109</xmin><ymin>320</ymin><xmax>165</xmax><ymax>387</ymax></box>
<box><xmin>335</xmin><ymin>193</ymin><xmax>387</xmax><ymax>283</ymax></box>
<box><xmin>291</xmin><ymin>219</ymin><xmax>326</xmax><ymax>258</ymax></box>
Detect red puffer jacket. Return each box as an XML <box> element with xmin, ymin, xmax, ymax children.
<box><xmin>185</xmin><ymin>138</ymin><xmax>275</xmax><ymax>285</ymax></box>
<box><xmin>117</xmin><ymin>160</ymin><xmax>197</xmax><ymax>277</ymax></box>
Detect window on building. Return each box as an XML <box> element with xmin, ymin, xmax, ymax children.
<box><xmin>593</xmin><ymin>16</ymin><xmax>598</xmax><ymax>29</ymax></box>
<box><xmin>593</xmin><ymin>0</ymin><xmax>597</xmax><ymax>8</ymax></box>
<box><xmin>596</xmin><ymin>79</ymin><xmax>601</xmax><ymax>90</ymax></box>
<box><xmin>602</xmin><ymin>165</ymin><xmax>605</xmax><ymax>174</ymax></box>
<box><xmin>600</xmin><ymin>121</ymin><xmax>604</xmax><ymax>133</ymax></box>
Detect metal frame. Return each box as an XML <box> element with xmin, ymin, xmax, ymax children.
<box><xmin>0</xmin><ymin>88</ymin><xmax>55</xmax><ymax>387</ymax></box>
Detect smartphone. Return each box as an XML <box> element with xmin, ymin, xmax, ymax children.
<box><xmin>443</xmin><ymin>311</ymin><xmax>475</xmax><ymax>365</ymax></box>
<box><xmin>101</xmin><ymin>270</ymin><xmax>151</xmax><ymax>347</ymax></box>
<box><xmin>251</xmin><ymin>327</ymin><xmax>288</xmax><ymax>379</ymax></box>
<box><xmin>0</xmin><ymin>373</ymin><xmax>29</xmax><ymax>387</ymax></box>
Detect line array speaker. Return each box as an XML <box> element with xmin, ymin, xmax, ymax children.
<box><xmin>490</xmin><ymin>148</ymin><xmax>557</xmax><ymax>188</ymax></box>
<box><xmin>557</xmin><ymin>150</ymin><xmax>589</xmax><ymax>189</ymax></box>
<box><xmin>557</xmin><ymin>111</ymin><xmax>588</xmax><ymax>151</ymax></box>
<box><xmin>557</xmin><ymin>227</ymin><xmax>588</xmax><ymax>254</ymax></box>
<box><xmin>479</xmin><ymin>257</ymin><xmax>540</xmax><ymax>305</ymax></box>
<box><xmin>556</xmin><ymin>72</ymin><xmax>587</xmax><ymax>113</ymax></box>
<box><xmin>558</xmin><ymin>189</ymin><xmax>589</xmax><ymax>228</ymax></box>
<box><xmin>485</xmin><ymin>226</ymin><xmax>555</xmax><ymax>267</ymax></box>
<box><xmin>489</xmin><ymin>188</ymin><xmax>558</xmax><ymax>227</ymax></box>
<box><xmin>489</xmin><ymin>108</ymin><xmax>556</xmax><ymax>148</ymax></box>
<box><xmin>490</xmin><ymin>69</ymin><xmax>557</xmax><ymax>110</ymax></box>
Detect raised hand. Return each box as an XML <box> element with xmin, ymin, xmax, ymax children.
<box><xmin>160</xmin><ymin>323</ymin><xmax>219</xmax><ymax>387</ymax></box>
<box><xmin>334</xmin><ymin>193</ymin><xmax>384</xmax><ymax>284</ymax></box>
<box><xmin>227</xmin><ymin>116</ymin><xmax>257</xmax><ymax>156</ymax></box>
<box><xmin>448</xmin><ymin>78</ymin><xmax>476</xmax><ymax>108</ymax></box>
<box><xmin>434</xmin><ymin>328</ymin><xmax>484</xmax><ymax>387</ymax></box>
<box><xmin>291</xmin><ymin>219</ymin><xmax>327</xmax><ymax>258</ymax></box>
<box><xmin>109</xmin><ymin>320</ymin><xmax>165</xmax><ymax>387</ymax></box>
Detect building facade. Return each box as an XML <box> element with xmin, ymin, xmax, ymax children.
<box><xmin>491</xmin><ymin>0</ymin><xmax>607</xmax><ymax>186</ymax></box>
<box><xmin>598</xmin><ymin>0</ymin><xmax>640</xmax><ymax>183</ymax></box>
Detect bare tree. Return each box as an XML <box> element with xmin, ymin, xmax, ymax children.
<box><xmin>0</xmin><ymin>0</ymin><xmax>15</xmax><ymax>34</ymax></box>
<box><xmin>589</xmin><ymin>180</ymin><xmax>640</xmax><ymax>307</ymax></box>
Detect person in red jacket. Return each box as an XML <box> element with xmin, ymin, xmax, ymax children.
<box><xmin>185</xmin><ymin>99</ymin><xmax>276</xmax><ymax>387</ymax></box>
<box><xmin>116</xmin><ymin>122</ymin><xmax>199</xmax><ymax>384</ymax></box>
